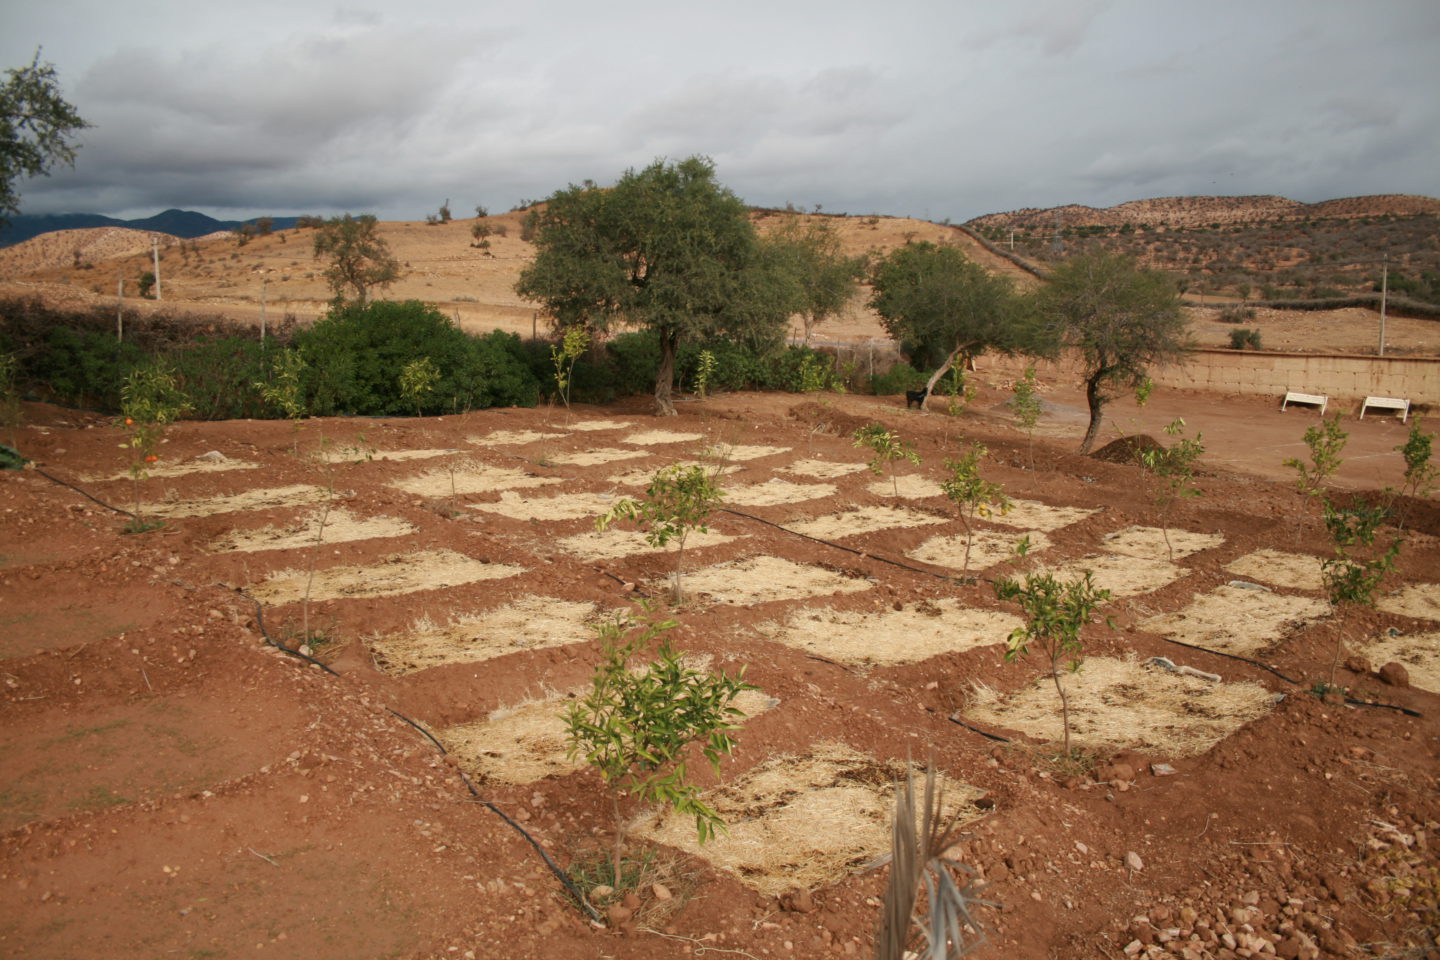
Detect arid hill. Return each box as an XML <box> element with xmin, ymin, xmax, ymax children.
<box><xmin>967</xmin><ymin>194</ymin><xmax>1440</xmax><ymax>230</ymax></box>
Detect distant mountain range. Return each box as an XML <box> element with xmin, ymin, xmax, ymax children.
<box><xmin>0</xmin><ymin>210</ymin><xmax>301</xmax><ymax>247</ymax></box>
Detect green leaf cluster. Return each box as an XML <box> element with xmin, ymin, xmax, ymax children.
<box><xmin>1283</xmin><ymin>414</ymin><xmax>1347</xmax><ymax>497</ymax></box>
<box><xmin>1</xmin><ymin>52</ymin><xmax>89</xmax><ymax>226</ymax></box>
<box><xmin>853</xmin><ymin>423</ymin><xmax>921</xmax><ymax>497</ymax></box>
<box><xmin>596</xmin><ymin>464</ymin><xmax>726</xmax><ymax>601</ymax></box>
<box><xmin>940</xmin><ymin>444</ymin><xmax>1009</xmax><ymax>573</ymax></box>
<box><xmin>1138</xmin><ymin>418</ymin><xmax>1205</xmax><ymax>560</ymax></box>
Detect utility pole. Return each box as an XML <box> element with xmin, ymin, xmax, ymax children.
<box><xmin>151</xmin><ymin>236</ymin><xmax>162</xmax><ymax>301</ymax></box>
<box><xmin>260</xmin><ymin>279</ymin><xmax>268</xmax><ymax>348</ymax></box>
<box><xmin>1378</xmin><ymin>255</ymin><xmax>1388</xmax><ymax>357</ymax></box>
<box><xmin>116</xmin><ymin>271</ymin><xmax>124</xmax><ymax>342</ymax></box>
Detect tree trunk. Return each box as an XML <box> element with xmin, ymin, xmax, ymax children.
<box><xmin>1079</xmin><ymin>369</ymin><xmax>1108</xmax><ymax>454</ymax></box>
<box><xmin>654</xmin><ymin>329</ymin><xmax>678</xmax><ymax>416</ymax></box>
<box><xmin>920</xmin><ymin>342</ymin><xmax>977</xmax><ymax>413</ymax></box>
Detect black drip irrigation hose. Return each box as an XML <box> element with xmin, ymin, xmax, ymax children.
<box><xmin>220</xmin><ymin>584</ymin><xmax>602</xmax><ymax>921</ymax></box>
<box><xmin>31</xmin><ymin>466</ymin><xmax>137</xmax><ymax>518</ymax></box>
<box><xmin>385</xmin><ymin>708</ymin><xmax>602</xmax><ymax>924</ymax></box>
<box><xmin>718</xmin><ymin>507</ymin><xmax>990</xmax><ymax>586</ymax></box>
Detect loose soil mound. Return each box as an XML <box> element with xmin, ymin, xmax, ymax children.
<box><xmin>965</xmin><ymin>657</ymin><xmax>1274</xmax><ymax>755</ymax></box>
<box><xmin>757</xmin><ymin>598</ymin><xmax>1021</xmax><ymax>666</ymax></box>
<box><xmin>1090</xmin><ymin>435</ymin><xmax>1165</xmax><ymax>465</ymax></box>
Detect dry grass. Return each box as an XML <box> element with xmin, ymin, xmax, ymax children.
<box><xmin>1141</xmin><ymin>585</ymin><xmax>1329</xmax><ymax>655</ymax></box>
<box><xmin>783</xmin><ymin>458</ymin><xmax>869</xmax><ymax>479</ymax></box>
<box><xmin>565</xmin><ymin>419</ymin><xmax>633</xmax><ymax>432</ymax></box>
<box><xmin>984</xmin><ymin>499</ymin><xmax>1098</xmax><ymax>532</ymax></box>
<box><xmin>210</xmin><ymin>508</ymin><xmax>415</xmax><ymax>553</ymax></box>
<box><xmin>369</xmin><ymin>597</ymin><xmax>602</xmax><ymax>675</ymax></box>
<box><xmin>249</xmin><ymin>548</ymin><xmax>524</xmax><ymax>604</ymax></box>
<box><xmin>467</xmin><ymin>430</ymin><xmax>564</xmax><ymax>447</ymax></box>
<box><xmin>557</xmin><ymin>528</ymin><xmax>739</xmax><ymax>562</ymax></box>
<box><xmin>704</xmin><ymin>443</ymin><xmax>791</xmax><ymax>462</ymax></box>
<box><xmin>1101</xmin><ymin>525</ymin><xmax>1226</xmax><ymax>561</ymax></box>
<box><xmin>1225</xmin><ymin>549</ymin><xmax>1325</xmax><ymax>591</ymax></box>
<box><xmin>785</xmin><ymin>505</ymin><xmax>949</xmax><ymax>541</ymax></box>
<box><xmin>1377</xmin><ymin>583</ymin><xmax>1440</xmax><ymax>622</ymax></box>
<box><xmin>1361</xmin><ymin>631</ymin><xmax>1440</xmax><ymax>693</ymax></box>
<box><xmin>725</xmin><ymin>479</ymin><xmax>837</xmax><ymax>507</ymax></box>
<box><xmin>470</xmin><ymin>490</ymin><xmax>622</xmax><ymax>521</ymax></box>
<box><xmin>545</xmin><ymin>447</ymin><xmax>650</xmax><ymax>467</ymax></box>
<box><xmin>142</xmin><ymin>483</ymin><xmax>329</xmax><ymax>518</ymax></box>
<box><xmin>1038</xmin><ymin>553</ymin><xmax>1188</xmax><ymax>599</ymax></box>
<box><xmin>633</xmin><ymin>742</ymin><xmax>984</xmax><ymax>896</ymax></box>
<box><xmin>681</xmin><ymin>555</ymin><xmax>872</xmax><ymax>606</ymax></box>
<box><xmin>964</xmin><ymin>656</ymin><xmax>1274</xmax><ymax>756</ymax></box>
<box><xmin>387</xmin><ymin>460</ymin><xmax>561</xmax><ymax>496</ymax></box>
<box><xmin>867</xmin><ymin>475</ymin><xmax>944</xmax><ymax>499</ymax></box>
<box><xmin>757</xmin><ymin>598</ymin><xmax>1020</xmax><ymax>666</ymax></box>
<box><xmin>620</xmin><ymin>430</ymin><xmax>705</xmax><ymax>446</ymax></box>
<box><xmin>907</xmin><ymin>530</ymin><xmax>1052</xmax><ymax>572</ymax></box>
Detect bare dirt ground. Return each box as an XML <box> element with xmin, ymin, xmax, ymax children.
<box><xmin>2</xmin><ymin>370</ymin><xmax>1437</xmax><ymax>959</ymax></box>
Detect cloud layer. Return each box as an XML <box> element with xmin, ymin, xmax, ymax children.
<box><xmin>4</xmin><ymin>0</ymin><xmax>1437</xmax><ymax>221</ymax></box>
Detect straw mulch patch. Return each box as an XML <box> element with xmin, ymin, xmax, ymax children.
<box><xmin>985</xmin><ymin>499</ymin><xmax>1097</xmax><ymax>532</ymax></box>
<box><xmin>142</xmin><ymin>483</ymin><xmax>329</xmax><ymax>519</ymax></box>
<box><xmin>756</xmin><ymin>598</ymin><xmax>1020</xmax><ymax>666</ymax></box>
<box><xmin>1039</xmin><ymin>553</ymin><xmax>1187</xmax><ymax>599</ymax></box>
<box><xmin>468</xmin><ymin>430</ymin><xmax>564</xmax><ymax>447</ymax></box>
<box><xmin>1225</xmin><ymin>549</ymin><xmax>1325</xmax><ymax>592</ymax></box>
<box><xmin>545</xmin><ymin>447</ymin><xmax>650</xmax><ymax>467</ymax></box>
<box><xmin>86</xmin><ymin>456</ymin><xmax>259</xmax><ymax>481</ymax></box>
<box><xmin>557</xmin><ymin>528</ymin><xmax>739</xmax><ymax>562</ymax></box>
<box><xmin>368</xmin><ymin>597</ymin><xmax>601</xmax><ymax>676</ymax></box>
<box><xmin>1377</xmin><ymin>583</ymin><xmax>1440</xmax><ymax>622</ymax></box>
<box><xmin>632</xmin><ymin>742</ymin><xmax>984</xmax><ymax>896</ymax></box>
<box><xmin>1140</xmin><ymin>585</ymin><xmax>1328</xmax><ymax>656</ymax></box>
<box><xmin>782</xmin><ymin>458</ymin><xmax>868</xmax><ymax>479</ymax></box>
<box><xmin>210</xmin><ymin>508</ymin><xmax>415</xmax><ymax>553</ymax></box>
<box><xmin>866</xmin><ymin>475</ymin><xmax>944</xmax><ymax>499</ymax></box>
<box><xmin>681</xmin><ymin>555</ymin><xmax>873</xmax><ymax>606</ymax></box>
<box><xmin>609</xmin><ymin>462</ymin><xmax>741</xmax><ymax>486</ymax></box>
<box><xmin>1101</xmin><ymin>525</ymin><xmax>1226</xmax><ymax>561</ymax></box>
<box><xmin>368</xmin><ymin>448</ymin><xmax>464</xmax><ymax>462</ymax></box>
<box><xmin>964</xmin><ymin>656</ymin><xmax>1274</xmax><ymax>756</ymax></box>
<box><xmin>1360</xmin><ymin>631</ymin><xmax>1440</xmax><ymax>693</ymax></box>
<box><xmin>621</xmin><ymin>430</ymin><xmax>705</xmax><ymax>446</ymax></box>
<box><xmin>705</xmin><ymin>443</ymin><xmax>791</xmax><ymax>462</ymax></box>
<box><xmin>726</xmin><ymin>479</ymin><xmax>836</xmax><ymax>507</ymax></box>
<box><xmin>387</xmin><ymin>460</ymin><xmax>561</xmax><ymax>497</ymax></box>
<box><xmin>564</xmin><ymin>419</ymin><xmax>633</xmax><ymax>432</ymax></box>
<box><xmin>470</xmin><ymin>490</ymin><xmax>621</xmax><ymax>522</ymax></box>
<box><xmin>249</xmin><ymin>549</ymin><xmax>524</xmax><ymax>604</ymax></box>
<box><xmin>785</xmin><ymin>505</ymin><xmax>949</xmax><ymax>541</ymax></box>
<box><xmin>907</xmin><ymin>530</ymin><xmax>1053</xmax><ymax>573</ymax></box>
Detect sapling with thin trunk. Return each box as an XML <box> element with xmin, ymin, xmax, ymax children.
<box><xmin>563</xmin><ymin>603</ymin><xmax>750</xmax><ymax>889</ymax></box>
<box><xmin>118</xmin><ymin>362</ymin><xmax>187</xmax><ymax>532</ymax></box>
<box><xmin>550</xmin><ymin>326</ymin><xmax>589</xmax><ymax>421</ymax></box>
<box><xmin>1394</xmin><ymin>418</ymin><xmax>1437</xmax><ymax>532</ymax></box>
<box><xmin>1138</xmin><ymin>417</ymin><xmax>1204</xmax><ymax>561</ymax></box>
<box><xmin>1283</xmin><ymin>414</ymin><xmax>1347</xmax><ymax>498</ymax></box>
<box><xmin>939</xmin><ymin>444</ymin><xmax>1009</xmax><ymax>573</ymax></box>
<box><xmin>596</xmin><ymin>464</ymin><xmax>725</xmax><ymax>603</ymax></box>
<box><xmin>854</xmin><ymin>423</ymin><xmax>921</xmax><ymax>498</ymax></box>
<box><xmin>994</xmin><ymin>571</ymin><xmax>1111</xmax><ymax>757</ymax></box>
<box><xmin>1007</xmin><ymin>365</ymin><xmax>1041</xmax><ymax>470</ymax></box>
<box><xmin>398</xmin><ymin>356</ymin><xmax>439</xmax><ymax>417</ymax></box>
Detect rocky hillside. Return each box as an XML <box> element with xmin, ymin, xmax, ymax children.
<box><xmin>968</xmin><ymin>194</ymin><xmax>1440</xmax><ymax>231</ymax></box>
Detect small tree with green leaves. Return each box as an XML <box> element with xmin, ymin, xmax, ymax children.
<box><xmin>994</xmin><ymin>571</ymin><xmax>1111</xmax><ymax>757</ymax></box>
<box><xmin>693</xmin><ymin>348</ymin><xmax>718</xmax><ymax>400</ymax></box>
<box><xmin>854</xmin><ymin>423</ymin><xmax>921</xmax><ymax>498</ymax></box>
<box><xmin>398</xmin><ymin>356</ymin><xmax>440</xmax><ymax>416</ymax></box>
<box><xmin>1319</xmin><ymin>499</ymin><xmax>1401</xmax><ymax>690</ymax></box>
<box><xmin>118</xmin><ymin>362</ymin><xmax>188</xmax><ymax>531</ymax></box>
<box><xmin>596</xmin><ymin>464</ymin><xmax>725</xmax><ymax>603</ymax></box>
<box><xmin>1138</xmin><ymin>418</ymin><xmax>1205</xmax><ymax>561</ymax></box>
<box><xmin>0</xmin><ymin>351</ymin><xmax>20</xmax><ymax>448</ymax></box>
<box><xmin>940</xmin><ymin>444</ymin><xmax>1009</xmax><ymax>573</ymax></box>
<box><xmin>1008</xmin><ymin>366</ymin><xmax>1042</xmax><ymax>470</ymax></box>
<box><xmin>549</xmin><ymin>326</ymin><xmax>589</xmax><ymax>418</ymax></box>
<box><xmin>255</xmin><ymin>349</ymin><xmax>307</xmax><ymax>452</ymax></box>
<box><xmin>1394</xmin><ymin>418</ymin><xmax>1438</xmax><ymax>532</ymax></box>
<box><xmin>564</xmin><ymin>603</ymin><xmax>751</xmax><ymax>887</ymax></box>
<box><xmin>1283</xmin><ymin>414</ymin><xmax>1347</xmax><ymax>497</ymax></box>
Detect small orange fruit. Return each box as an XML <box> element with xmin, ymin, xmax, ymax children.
<box><xmin>145</xmin><ymin>454</ymin><xmax>158</xmax><ymax>462</ymax></box>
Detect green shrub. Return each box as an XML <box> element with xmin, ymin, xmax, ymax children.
<box><xmin>29</xmin><ymin>326</ymin><xmax>146</xmax><ymax>409</ymax></box>
<box><xmin>1227</xmin><ymin>328</ymin><xmax>1263</xmax><ymax>350</ymax></box>
<box><xmin>295</xmin><ymin>300</ymin><xmax>537</xmax><ymax>415</ymax></box>
<box><xmin>165</xmin><ymin>336</ymin><xmax>274</xmax><ymax>419</ymax></box>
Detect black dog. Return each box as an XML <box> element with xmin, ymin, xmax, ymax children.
<box><xmin>905</xmin><ymin>387</ymin><xmax>929</xmax><ymax>409</ymax></box>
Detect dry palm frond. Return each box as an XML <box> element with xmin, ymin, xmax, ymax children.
<box><xmin>874</xmin><ymin>763</ymin><xmax>995</xmax><ymax>960</ymax></box>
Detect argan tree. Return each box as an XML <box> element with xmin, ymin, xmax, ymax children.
<box><xmin>1</xmin><ymin>51</ymin><xmax>89</xmax><ymax>226</ymax></box>
<box><xmin>312</xmin><ymin>214</ymin><xmax>402</xmax><ymax>308</ymax></box>
<box><xmin>869</xmin><ymin>241</ymin><xmax>1041</xmax><ymax>412</ymax></box>
<box><xmin>765</xmin><ymin>215</ymin><xmax>866</xmax><ymax>343</ymax></box>
<box><xmin>1039</xmin><ymin>251</ymin><xmax>1189</xmax><ymax>453</ymax></box>
<box><xmin>517</xmin><ymin>156</ymin><xmax>795</xmax><ymax>415</ymax></box>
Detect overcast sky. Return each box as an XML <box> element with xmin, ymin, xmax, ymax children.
<box><xmin>4</xmin><ymin>0</ymin><xmax>1438</xmax><ymax>223</ymax></box>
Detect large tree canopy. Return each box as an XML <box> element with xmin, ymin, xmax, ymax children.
<box><xmin>1039</xmin><ymin>250</ymin><xmax>1189</xmax><ymax>453</ymax></box>
<box><xmin>1</xmin><ymin>52</ymin><xmax>89</xmax><ymax>226</ymax></box>
<box><xmin>764</xmin><ymin>216</ymin><xmax>866</xmax><ymax>343</ymax></box>
<box><xmin>517</xmin><ymin>156</ymin><xmax>793</xmax><ymax>415</ymax></box>
<box><xmin>869</xmin><ymin>241</ymin><xmax>1040</xmax><ymax>408</ymax></box>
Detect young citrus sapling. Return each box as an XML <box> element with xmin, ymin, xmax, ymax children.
<box><xmin>596</xmin><ymin>464</ymin><xmax>725</xmax><ymax>603</ymax></box>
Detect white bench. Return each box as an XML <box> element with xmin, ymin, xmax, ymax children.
<box><xmin>1281</xmin><ymin>391</ymin><xmax>1328</xmax><ymax>415</ymax></box>
<box><xmin>1360</xmin><ymin>396</ymin><xmax>1411</xmax><ymax>422</ymax></box>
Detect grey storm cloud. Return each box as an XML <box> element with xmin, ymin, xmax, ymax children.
<box><xmin>1</xmin><ymin>0</ymin><xmax>1436</xmax><ymax>222</ymax></box>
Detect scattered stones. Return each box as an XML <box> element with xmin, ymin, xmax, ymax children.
<box><xmin>1126</xmin><ymin>851</ymin><xmax>1145</xmax><ymax>872</ymax></box>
